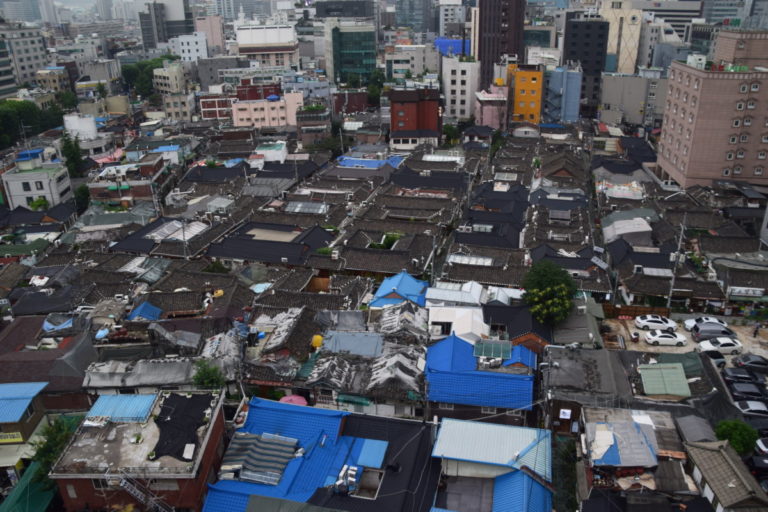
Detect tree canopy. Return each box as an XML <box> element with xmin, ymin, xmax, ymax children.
<box><xmin>60</xmin><ymin>131</ymin><xmax>84</xmax><ymax>177</ymax></box>
<box><xmin>193</xmin><ymin>360</ymin><xmax>226</xmax><ymax>389</ymax></box>
<box><xmin>122</xmin><ymin>55</ymin><xmax>180</xmax><ymax>98</ymax></box>
<box><xmin>0</xmin><ymin>100</ymin><xmax>63</xmax><ymax>150</ymax></box>
<box><xmin>32</xmin><ymin>416</ymin><xmax>77</xmax><ymax>487</ymax></box>
<box><xmin>522</xmin><ymin>260</ymin><xmax>577</xmax><ymax>326</ymax></box>
<box><xmin>716</xmin><ymin>419</ymin><xmax>758</xmax><ymax>455</ymax></box>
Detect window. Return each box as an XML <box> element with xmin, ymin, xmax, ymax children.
<box><xmin>92</xmin><ymin>479</ymin><xmax>110</xmax><ymax>490</ymax></box>
<box><xmin>737</xmin><ymin>150</ymin><xmax>746</xmax><ymax>159</ymax></box>
<box><xmin>745</xmin><ymin>118</ymin><xmax>753</xmax><ymax>126</ymax></box>
<box><xmin>756</xmin><ymin>83</ymin><xmax>764</xmax><ymax>92</ymax></box>
<box><xmin>760</xmin><ymin>151</ymin><xmax>767</xmax><ymax>160</ymax></box>
<box><xmin>757</xmin><ymin>167</ymin><xmax>765</xmax><ymax>176</ymax></box>
<box><xmin>439</xmin><ymin>402</ymin><xmax>454</xmax><ymax>410</ymax></box>
<box><xmin>520</xmin><ymin>89</ymin><xmax>525</xmax><ymax>95</ymax></box>
<box><xmin>734</xmin><ymin>119</ymin><xmax>741</xmax><ymax>127</ymax></box>
<box><xmin>741</xmin><ymin>84</ymin><xmax>749</xmax><ymax>93</ymax></box>
<box><xmin>734</xmin><ymin>166</ymin><xmax>743</xmax><ymax>175</ymax></box>
<box><xmin>723</xmin><ymin>168</ymin><xmax>731</xmax><ymax>176</ymax></box>
<box><xmin>25</xmin><ymin>197</ymin><xmax>34</xmax><ymax>205</ymax></box>
<box><xmin>34</xmin><ymin>181</ymin><xmax>43</xmax><ymax>190</ymax></box>
<box><xmin>741</xmin><ymin>134</ymin><xmax>749</xmax><ymax>143</ymax></box>
<box><xmin>481</xmin><ymin>406</ymin><xmax>497</xmax><ymax>414</ymax></box>
<box><xmin>694</xmin><ymin>79</ymin><xmax>699</xmax><ymax>90</ymax></box>
<box><xmin>737</xmin><ymin>102</ymin><xmax>745</xmax><ymax>111</ymax></box>
<box><xmin>726</xmin><ymin>152</ymin><xmax>734</xmax><ymax>160</ymax></box>
<box><xmin>649</xmin><ymin>91</ymin><xmax>656</xmax><ymax>99</ymax></box>
<box><xmin>21</xmin><ymin>181</ymin><xmax>30</xmax><ymax>192</ymax></box>
<box><xmin>763</xmin><ymin>135</ymin><xmax>768</xmax><ymax>143</ymax></box>
<box><xmin>730</xmin><ymin>135</ymin><xmax>738</xmax><ymax>144</ymax></box>
<box><xmin>749</xmin><ymin>100</ymin><xmax>757</xmax><ymax>109</ymax></box>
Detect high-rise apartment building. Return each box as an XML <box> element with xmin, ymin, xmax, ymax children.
<box><xmin>477</xmin><ymin>0</ymin><xmax>525</xmax><ymax>88</ymax></box>
<box><xmin>631</xmin><ymin>0</ymin><xmax>702</xmax><ymax>39</ymax></box>
<box><xmin>235</xmin><ymin>23</ymin><xmax>298</xmax><ymax>69</ymax></box>
<box><xmin>0</xmin><ymin>22</ymin><xmax>47</xmax><ymax>86</ymax></box>
<box><xmin>396</xmin><ymin>0</ymin><xmax>433</xmax><ymax>33</ymax></box>
<box><xmin>0</xmin><ymin>40</ymin><xmax>16</xmax><ymax>99</ymax></box>
<box><xmin>507</xmin><ymin>63</ymin><xmax>544</xmax><ymax>124</ymax></box>
<box><xmin>543</xmin><ymin>64</ymin><xmax>582</xmax><ymax>124</ymax></box>
<box><xmin>39</xmin><ymin>0</ymin><xmax>58</xmax><ymax>25</ymax></box>
<box><xmin>324</xmin><ymin>19</ymin><xmax>376</xmax><ymax>84</ymax></box>
<box><xmin>1</xmin><ymin>1</ymin><xmax>41</xmax><ymax>22</ymax></box>
<box><xmin>139</xmin><ymin>0</ymin><xmax>194</xmax><ymax>49</ymax></box>
<box><xmin>563</xmin><ymin>16</ymin><xmax>608</xmax><ymax>117</ymax></box>
<box><xmin>657</xmin><ymin>30</ymin><xmax>768</xmax><ymax>187</ymax></box>
<box><xmin>439</xmin><ymin>0</ymin><xmax>465</xmax><ymax>37</ymax></box>
<box><xmin>194</xmin><ymin>15</ymin><xmax>225</xmax><ymax>55</ymax></box>
<box><xmin>96</xmin><ymin>0</ymin><xmax>114</xmax><ymax>20</ymax></box>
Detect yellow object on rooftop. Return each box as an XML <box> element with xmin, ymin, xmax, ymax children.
<box><xmin>311</xmin><ymin>335</ymin><xmax>323</xmax><ymax>348</ymax></box>
<box><xmin>213</xmin><ymin>289</ymin><xmax>225</xmax><ymax>298</ymax></box>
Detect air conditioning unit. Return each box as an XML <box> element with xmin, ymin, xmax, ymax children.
<box><xmin>281</xmin><ymin>257</ymin><xmax>288</xmax><ymax>263</ymax></box>
<box><xmin>634</xmin><ymin>265</ymin><xmax>644</xmax><ymax>274</ymax></box>
<box><xmin>331</xmin><ymin>250</ymin><xmax>339</xmax><ymax>260</ymax></box>
<box><xmin>457</xmin><ymin>225</ymin><xmax>471</xmax><ymax>233</ymax></box>
<box><xmin>429</xmin><ymin>324</ymin><xmax>443</xmax><ymax>336</ymax></box>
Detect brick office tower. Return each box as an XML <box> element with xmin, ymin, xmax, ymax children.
<box><xmin>477</xmin><ymin>0</ymin><xmax>525</xmax><ymax>89</ymax></box>
<box><xmin>658</xmin><ymin>30</ymin><xmax>768</xmax><ymax>187</ymax></box>
<box><xmin>389</xmin><ymin>88</ymin><xmax>442</xmax><ymax>150</ymax></box>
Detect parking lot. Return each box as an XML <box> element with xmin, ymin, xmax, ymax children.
<box><xmin>603</xmin><ymin>317</ymin><xmax>768</xmax><ymax>364</ymax></box>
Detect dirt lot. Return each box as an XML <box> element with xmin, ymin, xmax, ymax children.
<box><xmin>602</xmin><ymin>317</ymin><xmax>768</xmax><ymax>364</ymax></box>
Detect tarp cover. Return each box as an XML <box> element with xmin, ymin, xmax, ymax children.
<box><xmin>152</xmin><ymin>393</ymin><xmax>212</xmax><ymax>461</ymax></box>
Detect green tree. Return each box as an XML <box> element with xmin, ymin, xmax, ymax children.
<box><xmin>74</xmin><ymin>184</ymin><xmax>90</xmax><ymax>213</ymax></box>
<box><xmin>367</xmin><ymin>83</ymin><xmax>381</xmax><ymax>107</ymax></box>
<box><xmin>28</xmin><ymin>197</ymin><xmax>49</xmax><ymax>211</ymax></box>
<box><xmin>96</xmin><ymin>82</ymin><xmax>108</xmax><ymax>99</ymax></box>
<box><xmin>522</xmin><ymin>260</ymin><xmax>577</xmax><ymax>325</ymax></box>
<box><xmin>442</xmin><ymin>124</ymin><xmax>460</xmax><ymax>146</ymax></box>
<box><xmin>202</xmin><ymin>261</ymin><xmax>230</xmax><ymax>273</ymax></box>
<box><xmin>60</xmin><ymin>131</ymin><xmax>84</xmax><ymax>177</ymax></box>
<box><xmin>55</xmin><ymin>91</ymin><xmax>78</xmax><ymax>110</ymax></box>
<box><xmin>193</xmin><ymin>360</ymin><xmax>226</xmax><ymax>389</ymax></box>
<box><xmin>32</xmin><ymin>417</ymin><xmax>77</xmax><ymax>486</ymax></box>
<box><xmin>716</xmin><ymin>420</ymin><xmax>758</xmax><ymax>455</ymax></box>
<box><xmin>148</xmin><ymin>93</ymin><xmax>163</xmax><ymax>107</ymax></box>
<box><xmin>122</xmin><ymin>63</ymin><xmax>140</xmax><ymax>89</ymax></box>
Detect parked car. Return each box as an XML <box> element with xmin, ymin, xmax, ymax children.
<box><xmin>702</xmin><ymin>350</ymin><xmax>726</xmax><ymax>369</ymax></box>
<box><xmin>634</xmin><ymin>315</ymin><xmax>678</xmax><ymax>332</ymax></box>
<box><xmin>735</xmin><ymin>400</ymin><xmax>768</xmax><ymax>417</ymax></box>
<box><xmin>756</xmin><ymin>438</ymin><xmax>768</xmax><ymax>456</ymax></box>
<box><xmin>748</xmin><ymin>417</ymin><xmax>768</xmax><ymax>436</ymax></box>
<box><xmin>722</xmin><ymin>367</ymin><xmax>762</xmax><ymax>384</ymax></box>
<box><xmin>644</xmin><ymin>330</ymin><xmax>687</xmax><ymax>346</ymax></box>
<box><xmin>691</xmin><ymin>324</ymin><xmax>738</xmax><ymax>342</ymax></box>
<box><xmin>734</xmin><ymin>354</ymin><xmax>768</xmax><ymax>374</ymax></box>
<box><xmin>684</xmin><ymin>316</ymin><xmax>728</xmax><ymax>331</ymax></box>
<box><xmin>696</xmin><ymin>337</ymin><xmax>743</xmax><ymax>355</ymax></box>
<box><xmin>728</xmin><ymin>382</ymin><xmax>768</xmax><ymax>401</ymax></box>
<box><xmin>745</xmin><ymin>455</ymin><xmax>768</xmax><ymax>478</ymax></box>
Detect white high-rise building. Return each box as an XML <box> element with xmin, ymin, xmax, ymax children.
<box><xmin>442</xmin><ymin>54</ymin><xmax>480</xmax><ymax>121</ymax></box>
<box><xmin>599</xmin><ymin>1</ymin><xmax>643</xmax><ymax>74</ymax></box>
<box><xmin>169</xmin><ymin>31</ymin><xmax>209</xmax><ymax>61</ymax></box>
<box><xmin>439</xmin><ymin>0</ymin><xmax>466</xmax><ymax>37</ymax></box>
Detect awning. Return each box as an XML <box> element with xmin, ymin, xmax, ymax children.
<box><xmin>730</xmin><ymin>296</ymin><xmax>768</xmax><ymax>302</ymax></box>
<box><xmin>337</xmin><ymin>394</ymin><xmax>371</xmax><ymax>406</ymax></box>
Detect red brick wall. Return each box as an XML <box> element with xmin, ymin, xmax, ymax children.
<box><xmin>236</xmin><ymin>83</ymin><xmax>282</xmax><ymax>101</ymax></box>
<box><xmin>40</xmin><ymin>392</ymin><xmax>92</xmax><ymax>412</ymax></box>
<box><xmin>56</xmin><ymin>406</ymin><xmax>225</xmax><ymax>511</ymax></box>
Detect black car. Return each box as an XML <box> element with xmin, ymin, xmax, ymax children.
<box><xmin>745</xmin><ymin>455</ymin><xmax>768</xmax><ymax>478</ymax></box>
<box><xmin>729</xmin><ymin>382</ymin><xmax>768</xmax><ymax>401</ymax></box>
<box><xmin>722</xmin><ymin>367</ymin><xmax>762</xmax><ymax>384</ymax></box>
<box><xmin>703</xmin><ymin>350</ymin><xmax>726</xmax><ymax>369</ymax></box>
<box><xmin>734</xmin><ymin>354</ymin><xmax>768</xmax><ymax>374</ymax></box>
<box><xmin>748</xmin><ymin>417</ymin><xmax>768</xmax><ymax>437</ymax></box>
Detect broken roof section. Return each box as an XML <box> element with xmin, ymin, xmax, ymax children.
<box><xmin>369</xmin><ymin>271</ymin><xmax>428</xmax><ymax>308</ymax></box>
<box><xmin>321</xmin><ymin>331</ymin><xmax>384</xmax><ymax>358</ymax></box>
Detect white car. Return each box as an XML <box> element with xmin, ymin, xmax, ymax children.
<box><xmin>735</xmin><ymin>400</ymin><xmax>768</xmax><ymax>417</ymax></box>
<box><xmin>696</xmin><ymin>337</ymin><xmax>743</xmax><ymax>355</ymax></box>
<box><xmin>644</xmin><ymin>330</ymin><xmax>687</xmax><ymax>346</ymax></box>
<box><xmin>684</xmin><ymin>316</ymin><xmax>728</xmax><ymax>331</ymax></box>
<box><xmin>634</xmin><ymin>315</ymin><xmax>678</xmax><ymax>332</ymax></box>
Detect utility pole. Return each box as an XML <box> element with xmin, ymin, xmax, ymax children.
<box><xmin>666</xmin><ymin>212</ymin><xmax>686</xmax><ymax>309</ymax></box>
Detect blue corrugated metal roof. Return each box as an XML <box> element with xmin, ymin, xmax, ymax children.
<box><xmin>502</xmin><ymin>345</ymin><xmax>537</xmax><ymax>368</ymax></box>
<box><xmin>434</xmin><ymin>38</ymin><xmax>470</xmax><ymax>57</ymax></box>
<box><xmin>370</xmin><ymin>271</ymin><xmax>428</xmax><ymax>308</ymax></box>
<box><xmin>87</xmin><ymin>394</ymin><xmax>157</xmax><ymax>423</ymax></box>
<box><xmin>426</xmin><ymin>335</ymin><xmax>534</xmax><ymax>409</ymax></box>
<box><xmin>152</xmin><ymin>145</ymin><xmax>181</xmax><ymax>152</ymax></box>
<box><xmin>493</xmin><ymin>471</ymin><xmax>552</xmax><ymax>512</ymax></box>
<box><xmin>127</xmin><ymin>301</ymin><xmax>163</xmax><ymax>321</ymax></box>
<box><xmin>203</xmin><ymin>399</ymin><xmax>355</xmax><ymax>511</ymax></box>
<box><xmin>0</xmin><ymin>382</ymin><xmax>48</xmax><ymax>423</ymax></box>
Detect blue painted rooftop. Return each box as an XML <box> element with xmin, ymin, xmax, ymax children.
<box><xmin>434</xmin><ymin>38</ymin><xmax>470</xmax><ymax>57</ymax></box>
<box><xmin>16</xmin><ymin>149</ymin><xmax>44</xmax><ymax>162</ymax></box>
<box><xmin>426</xmin><ymin>334</ymin><xmax>534</xmax><ymax>409</ymax></box>
<box><xmin>492</xmin><ymin>470</ymin><xmax>552</xmax><ymax>512</ymax></box>
<box><xmin>502</xmin><ymin>345</ymin><xmax>537</xmax><ymax>368</ymax></box>
<box><xmin>370</xmin><ymin>271</ymin><xmax>428</xmax><ymax>308</ymax></box>
<box><xmin>203</xmin><ymin>399</ymin><xmax>391</xmax><ymax>512</ymax></box>
<box><xmin>336</xmin><ymin>155</ymin><xmax>405</xmax><ymax>169</ymax></box>
<box><xmin>151</xmin><ymin>145</ymin><xmax>181</xmax><ymax>152</ymax></box>
<box><xmin>0</xmin><ymin>382</ymin><xmax>48</xmax><ymax>423</ymax></box>
<box><xmin>86</xmin><ymin>394</ymin><xmax>157</xmax><ymax>423</ymax></box>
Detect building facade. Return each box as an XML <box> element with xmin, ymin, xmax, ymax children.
<box><xmin>2</xmin><ymin>151</ymin><xmax>73</xmax><ymax>210</ymax></box>
<box><xmin>0</xmin><ymin>23</ymin><xmax>46</xmax><ymax>86</ymax></box>
<box><xmin>543</xmin><ymin>64</ymin><xmax>582</xmax><ymax>124</ymax></box>
<box><xmin>563</xmin><ymin>16</ymin><xmax>609</xmax><ymax>117</ymax></box>
<box><xmin>477</xmin><ymin>0</ymin><xmax>525</xmax><ymax>88</ymax></box>
<box><xmin>194</xmin><ymin>16</ymin><xmax>225</xmax><ymax>55</ymax></box>
<box><xmin>389</xmin><ymin>87</ymin><xmax>441</xmax><ymax>150</ymax></box>
<box><xmin>657</xmin><ymin>30</ymin><xmax>768</xmax><ymax>186</ymax></box>
<box><xmin>231</xmin><ymin>91</ymin><xmax>304</xmax><ymax>128</ymax></box>
<box><xmin>396</xmin><ymin>0</ymin><xmax>433</xmax><ymax>33</ymax></box>
<box><xmin>442</xmin><ymin>56</ymin><xmax>480</xmax><ymax>121</ymax></box>
<box><xmin>169</xmin><ymin>31</ymin><xmax>209</xmax><ymax>62</ymax></box>
<box><xmin>439</xmin><ymin>0</ymin><xmax>466</xmax><ymax>37</ymax></box>
<box><xmin>385</xmin><ymin>44</ymin><xmax>440</xmax><ymax>81</ymax></box>
<box><xmin>0</xmin><ymin>39</ymin><xmax>17</xmax><ymax>99</ymax></box>
<box><xmin>600</xmin><ymin>70</ymin><xmax>668</xmax><ymax>126</ymax></box>
<box><xmin>507</xmin><ymin>64</ymin><xmax>544</xmax><ymax>124</ymax></box>
<box><xmin>153</xmin><ymin>61</ymin><xmax>187</xmax><ymax>94</ymax></box>
<box><xmin>326</xmin><ymin>19</ymin><xmax>376</xmax><ymax>85</ymax></box>
<box><xmin>599</xmin><ymin>2</ymin><xmax>643</xmax><ymax>74</ymax></box>
<box><xmin>234</xmin><ymin>23</ymin><xmax>299</xmax><ymax>70</ymax></box>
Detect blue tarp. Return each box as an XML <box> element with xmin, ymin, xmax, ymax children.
<box><xmin>42</xmin><ymin>316</ymin><xmax>73</xmax><ymax>332</ymax></box>
<box><xmin>127</xmin><ymin>301</ymin><xmax>163</xmax><ymax>321</ymax></box>
<box><xmin>492</xmin><ymin>471</ymin><xmax>552</xmax><ymax>512</ymax></box>
<box><xmin>356</xmin><ymin>438</ymin><xmax>388</xmax><ymax>468</ymax></box>
<box><xmin>95</xmin><ymin>328</ymin><xmax>110</xmax><ymax>339</ymax></box>
<box><xmin>336</xmin><ymin>155</ymin><xmax>405</xmax><ymax>169</ymax></box>
<box><xmin>426</xmin><ymin>334</ymin><xmax>534</xmax><ymax>410</ymax></box>
<box><xmin>0</xmin><ymin>382</ymin><xmax>48</xmax><ymax>423</ymax></box>
<box><xmin>369</xmin><ymin>271</ymin><xmax>428</xmax><ymax>308</ymax></box>
<box><xmin>434</xmin><ymin>38</ymin><xmax>470</xmax><ymax>57</ymax></box>
<box><xmin>15</xmin><ymin>149</ymin><xmax>44</xmax><ymax>162</ymax></box>
<box><xmin>224</xmin><ymin>158</ymin><xmax>244</xmax><ymax>167</ymax></box>
<box><xmin>87</xmin><ymin>394</ymin><xmax>156</xmax><ymax>423</ymax></box>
